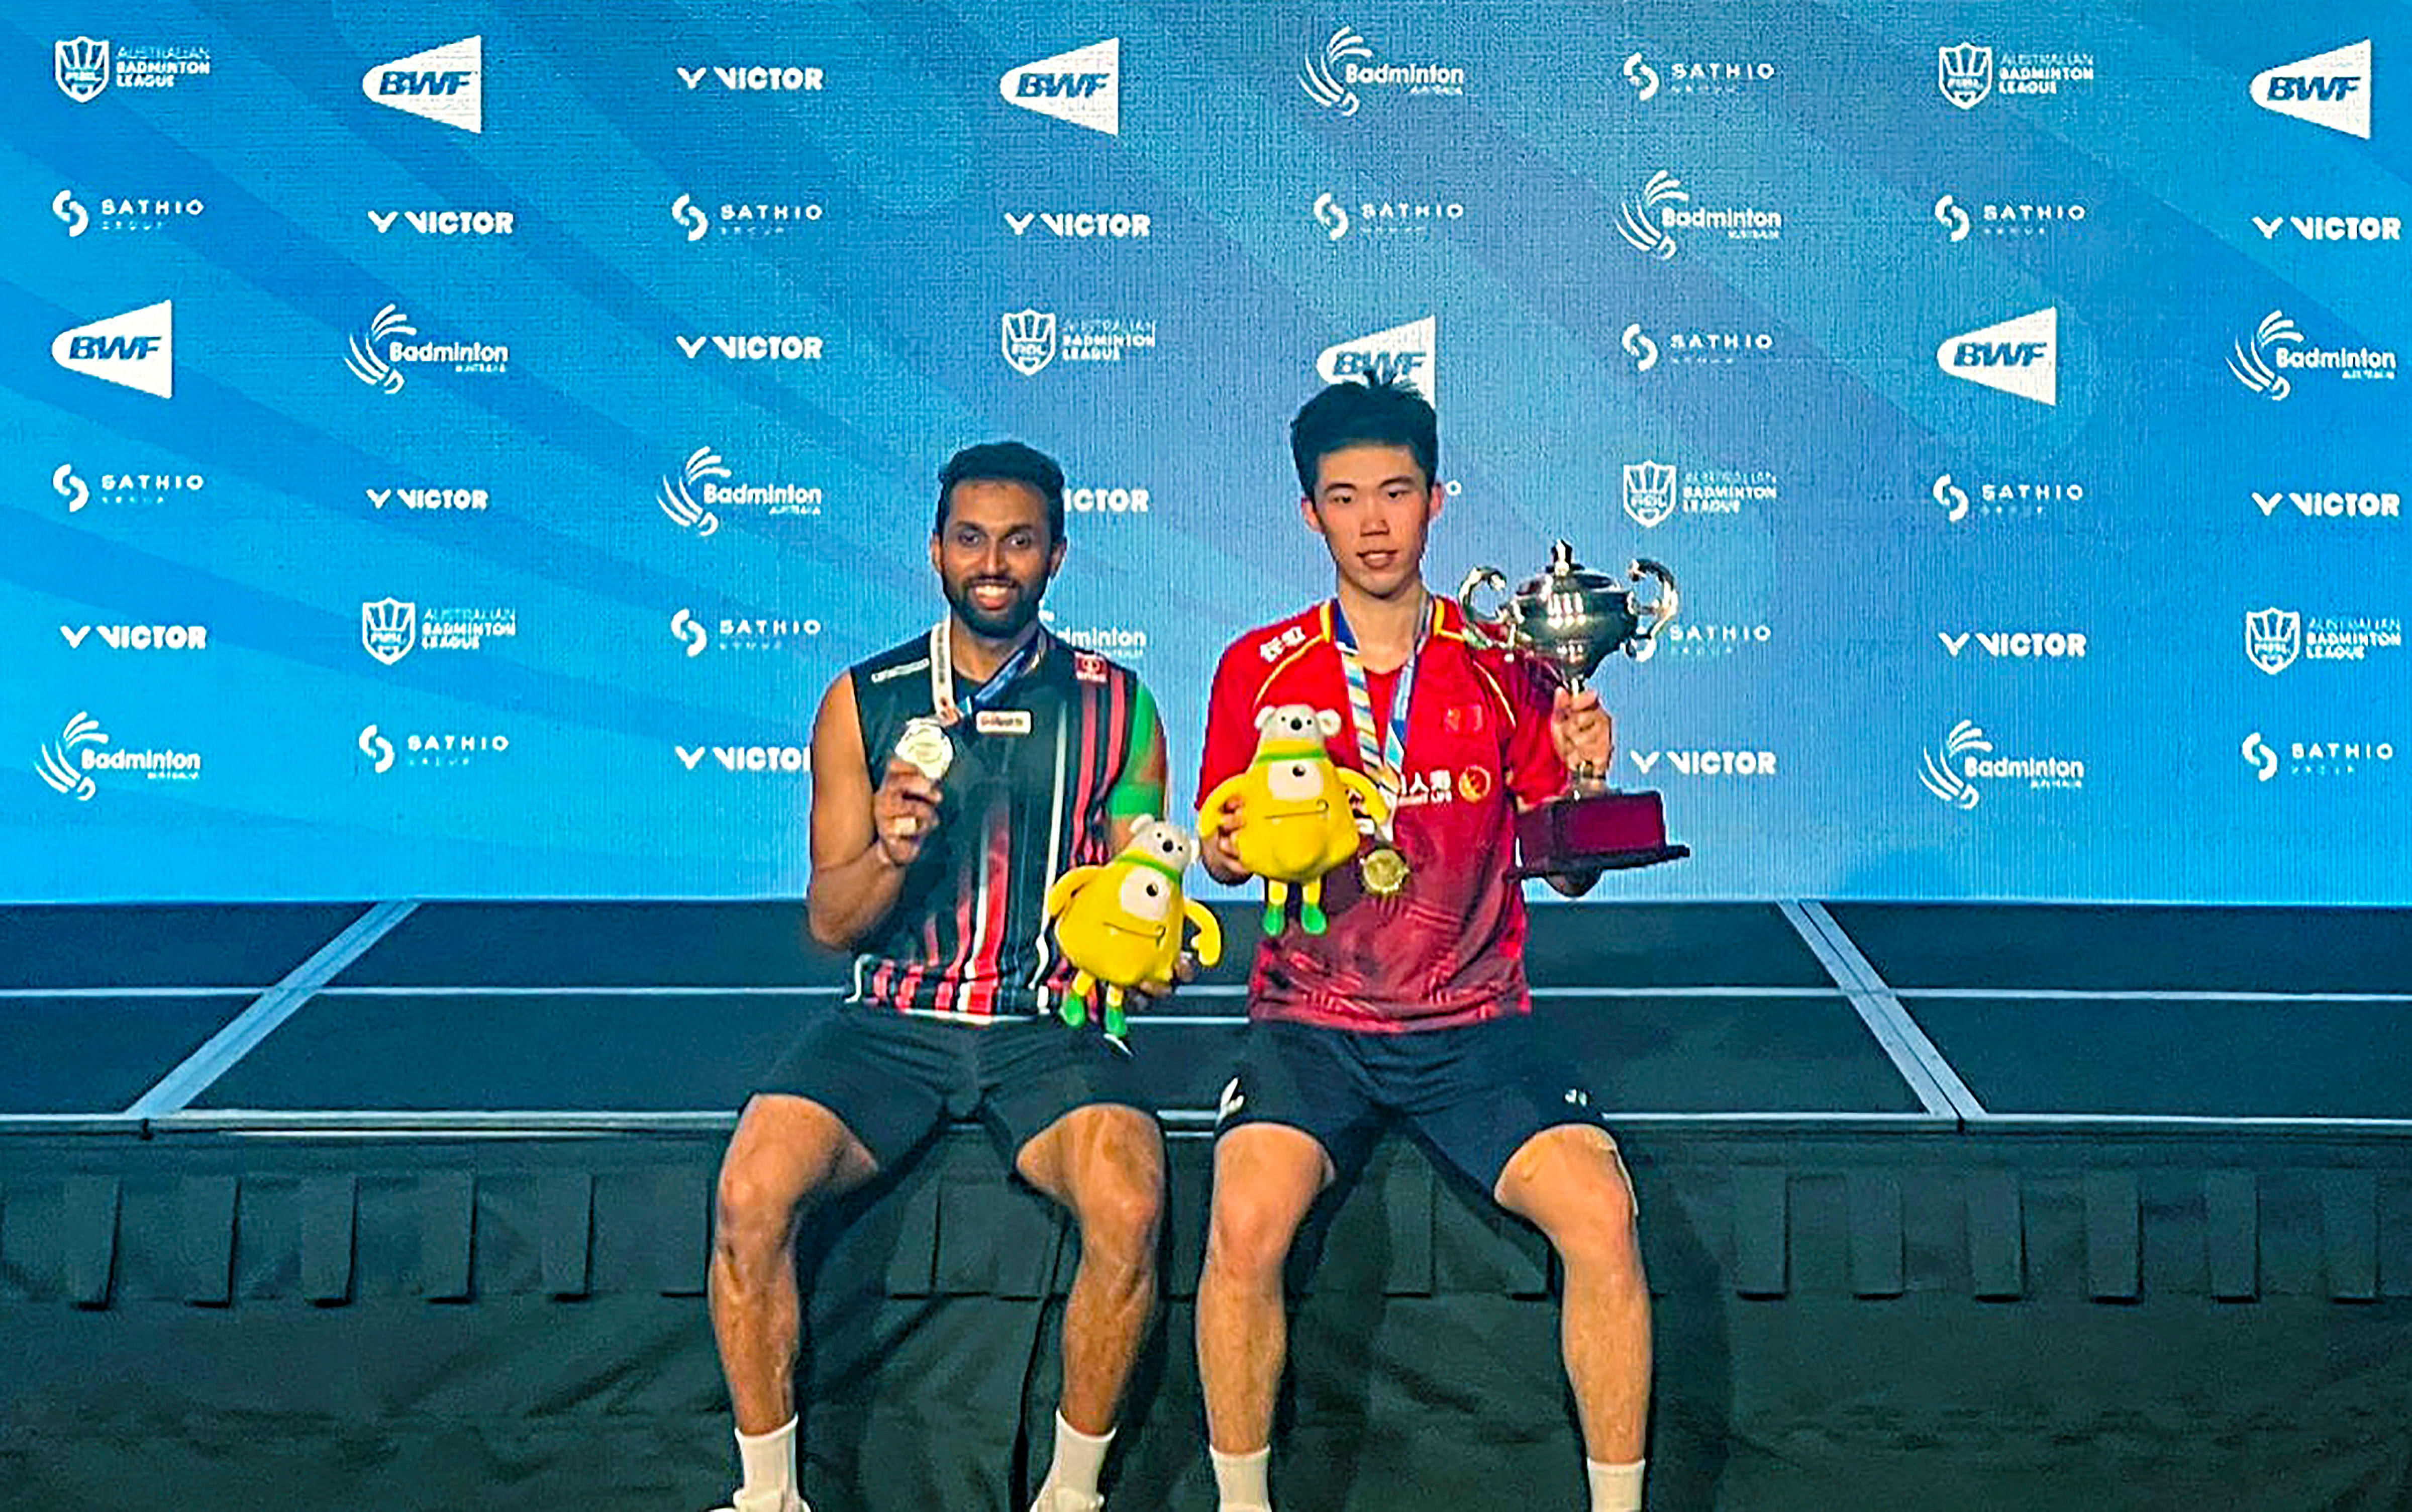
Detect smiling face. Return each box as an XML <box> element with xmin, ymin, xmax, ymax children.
<box><xmin>931</xmin><ymin>477</ymin><xmax>1064</xmax><ymax>640</ymax></box>
<box><xmin>1301</xmin><ymin>442</ymin><xmax>1445</xmax><ymax>602</ymax></box>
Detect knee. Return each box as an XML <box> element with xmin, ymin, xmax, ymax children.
<box><xmin>1537</xmin><ymin>1175</ymin><xmax>1643</xmax><ymax>1275</ymax></box>
<box><xmin>714</xmin><ymin>1156</ymin><xmax>806</xmax><ymax>1258</ymax></box>
<box><xmin>1204</xmin><ymin>1192</ymin><xmax>1304</xmax><ymax>1285</ymax></box>
<box><xmin>1077</xmin><ymin>1168</ymin><xmax>1165</xmax><ymax>1270</ymax></box>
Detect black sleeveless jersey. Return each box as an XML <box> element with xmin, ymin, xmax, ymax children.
<box><xmin>843</xmin><ymin>628</ymin><xmax>1156</xmax><ymax>1019</ymax></box>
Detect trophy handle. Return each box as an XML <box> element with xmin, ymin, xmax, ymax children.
<box><xmin>1623</xmin><ymin>558</ymin><xmax>1680</xmax><ymax>660</ymax></box>
<box><xmin>1455</xmin><ymin>566</ymin><xmax>1518</xmax><ymax>652</ymax></box>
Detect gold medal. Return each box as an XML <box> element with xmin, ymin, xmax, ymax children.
<box><xmin>1359</xmin><ymin>845</ymin><xmax>1411</xmax><ymax>898</ymax></box>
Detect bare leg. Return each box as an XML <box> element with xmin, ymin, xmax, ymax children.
<box><xmin>1492</xmin><ymin>1125</ymin><xmax>1651</xmax><ymax>1461</ymax></box>
<box><xmin>708</xmin><ymin>1094</ymin><xmax>880</xmax><ymax>1434</ymax></box>
<box><xmin>1194</xmin><ymin>1124</ymin><xmax>1333</xmax><ymax>1453</ymax></box>
<box><xmin>1016</xmin><ymin>1103</ymin><xmax>1168</xmax><ymax>1434</ymax></box>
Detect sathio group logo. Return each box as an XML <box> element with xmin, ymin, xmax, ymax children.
<box><xmin>1619</xmin><ymin>49</ymin><xmax>1778</xmax><ymax>104</ymax></box>
<box><xmin>1621</xmin><ymin>321</ymin><xmax>1778</xmax><ymax>373</ymax></box>
<box><xmin>1299</xmin><ymin>23</ymin><xmax>1465</xmax><ymax>116</ymax></box>
<box><xmin>51</xmin><ymin>301</ymin><xmax>173</xmax><ymax>398</ymax></box>
<box><xmin>1000</xmin><ymin>39</ymin><xmax>1118</xmax><ymax>136</ymax></box>
<box><xmin>670</xmin><ymin>193</ymin><xmax>824</xmax><ymax>242</ymax></box>
<box><xmin>1929</xmin><ymin>470</ymin><xmax>2085</xmax><ymax>524</ymax></box>
<box><xmin>35</xmin><ymin>711</ymin><xmax>200</xmax><ymax>800</ymax></box>
<box><xmin>345</xmin><ymin>304</ymin><xmax>509</xmax><ymax>393</ymax></box>
<box><xmin>357</xmin><ymin>723</ymin><xmax>509</xmax><ymax>773</ymax></box>
<box><xmin>2242</xmin><ymin>730</ymin><xmax>2396</xmax><ymax>782</ymax></box>
<box><xmin>361</xmin><ymin>37</ymin><xmax>482</xmax><ymax>134</ymax></box>
<box><xmin>2251</xmin><ymin>39</ymin><xmax>2371</xmax><ymax>140</ymax></box>
<box><xmin>670</xmin><ymin>607</ymin><xmax>824</xmax><ymax>658</ymax></box>
<box><xmin>1933</xmin><ymin>192</ymin><xmax>2089</xmax><ymax>243</ymax></box>
<box><xmin>52</xmin><ymin>464</ymin><xmax>204</xmax><ymax>513</ymax></box>
<box><xmin>1311</xmin><ymin>191</ymin><xmax>1467</xmax><ymax>243</ymax></box>
<box><xmin>2228</xmin><ymin>310</ymin><xmax>2396</xmax><ymax>400</ymax></box>
<box><xmin>54</xmin><ymin>189</ymin><xmax>205</xmax><ymax>238</ymax></box>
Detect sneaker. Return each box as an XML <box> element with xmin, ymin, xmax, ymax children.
<box><xmin>1028</xmin><ymin>1489</ymin><xmax>1104</xmax><ymax>1512</ymax></box>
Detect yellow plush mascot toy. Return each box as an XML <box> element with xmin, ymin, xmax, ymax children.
<box><xmin>1045</xmin><ymin>817</ymin><xmax>1224</xmax><ymax>1036</ymax></box>
<box><xmin>1199</xmin><ymin>703</ymin><xmax>1393</xmax><ymax>936</ymax></box>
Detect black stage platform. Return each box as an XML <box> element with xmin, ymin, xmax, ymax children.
<box><xmin>3</xmin><ymin>901</ymin><xmax>2408</xmax><ymax>1510</ymax></box>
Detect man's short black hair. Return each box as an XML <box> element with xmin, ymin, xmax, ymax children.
<box><xmin>934</xmin><ymin>441</ymin><xmax>1066</xmax><ymax>542</ymax></box>
<box><xmin>1289</xmin><ymin>373</ymin><xmax>1439</xmax><ymax>497</ymax></box>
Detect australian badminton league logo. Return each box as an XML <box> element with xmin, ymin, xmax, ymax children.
<box><xmin>1002</xmin><ymin>310</ymin><xmax>1058</xmax><ymax>375</ymax></box>
<box><xmin>1624</xmin><ymin>461</ymin><xmax>1676</xmax><ymax>529</ymax></box>
<box><xmin>361</xmin><ymin>598</ymin><xmax>418</xmax><ymax>664</ymax></box>
<box><xmin>55</xmin><ymin>37</ymin><xmax>110</xmax><ymax>100</ymax></box>
<box><xmin>1938</xmin><ymin>43</ymin><xmax>1994</xmax><ymax>108</ymax></box>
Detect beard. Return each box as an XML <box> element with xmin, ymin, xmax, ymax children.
<box><xmin>943</xmin><ymin>571</ymin><xmax>1046</xmax><ymax>641</ymax></box>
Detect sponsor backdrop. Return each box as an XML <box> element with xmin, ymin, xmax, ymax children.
<box><xmin>5</xmin><ymin>2</ymin><xmax>2405</xmax><ymax>903</ymax></box>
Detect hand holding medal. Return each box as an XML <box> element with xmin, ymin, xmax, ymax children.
<box><xmin>875</xmin><ymin>717</ymin><xmax>952</xmax><ymax>865</ymax></box>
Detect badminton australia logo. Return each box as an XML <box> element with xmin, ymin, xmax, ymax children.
<box><xmin>1920</xmin><ymin>719</ymin><xmax>2083</xmax><ymax>809</ymax></box>
<box><xmin>1937</xmin><ymin>307</ymin><xmax>2057</xmax><ymax>405</ymax></box>
<box><xmin>36</xmin><ymin>711</ymin><xmax>200</xmax><ymax>799</ymax></box>
<box><xmin>1000</xmin><ymin>39</ymin><xmax>1118</xmax><ymax>136</ymax></box>
<box><xmin>658</xmin><ymin>447</ymin><xmax>823</xmax><ymax>536</ymax></box>
<box><xmin>2251</xmin><ymin>40</ymin><xmax>2371</xmax><ymax>139</ymax></box>
<box><xmin>2228</xmin><ymin>310</ymin><xmax>2395</xmax><ymax>400</ymax></box>
<box><xmin>362</xmin><ymin>37</ymin><xmax>483</xmax><ymax>134</ymax></box>
<box><xmin>346</xmin><ymin>304</ymin><xmax>510</xmax><ymax>393</ymax></box>
<box><xmin>51</xmin><ymin>301</ymin><xmax>174</xmax><ymax>398</ymax></box>
<box><xmin>1300</xmin><ymin>24</ymin><xmax>1466</xmax><ymax>116</ymax></box>
<box><xmin>1616</xmin><ymin>171</ymin><xmax>1781</xmax><ymax>259</ymax></box>
<box><xmin>1318</xmin><ymin>316</ymin><xmax>1436</xmax><ymax>405</ymax></box>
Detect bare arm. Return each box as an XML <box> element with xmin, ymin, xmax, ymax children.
<box><xmin>803</xmin><ymin>673</ymin><xmax>942</xmax><ymax>951</ymax></box>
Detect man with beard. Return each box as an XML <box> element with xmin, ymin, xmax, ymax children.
<box><xmin>709</xmin><ymin>442</ymin><xmax>1172</xmax><ymax>1512</ymax></box>
<box><xmin>1191</xmin><ymin>377</ymin><xmax>1652</xmax><ymax>1511</ymax></box>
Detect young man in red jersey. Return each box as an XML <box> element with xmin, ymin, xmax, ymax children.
<box><xmin>711</xmin><ymin>443</ymin><xmax>1172</xmax><ymax>1512</ymax></box>
<box><xmin>1192</xmin><ymin>377</ymin><xmax>1652</xmax><ymax>1512</ymax></box>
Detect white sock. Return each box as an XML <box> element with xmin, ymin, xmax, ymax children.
<box><xmin>1041</xmin><ymin>1410</ymin><xmax>1115</xmax><ymax>1499</ymax></box>
<box><xmin>734</xmin><ymin>1417</ymin><xmax>797</xmax><ymax>1510</ymax></box>
<box><xmin>1587</xmin><ymin>1456</ymin><xmax>1645</xmax><ymax>1512</ymax></box>
<box><xmin>1209</xmin><ymin>1444</ymin><xmax>1272</xmax><ymax>1511</ymax></box>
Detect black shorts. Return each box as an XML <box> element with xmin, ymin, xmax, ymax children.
<box><xmin>1215</xmin><ymin>1014</ymin><xmax>1614</xmax><ymax>1193</ymax></box>
<box><xmin>759</xmin><ymin>1003</ymin><xmax>1157</xmax><ymax>1172</ymax></box>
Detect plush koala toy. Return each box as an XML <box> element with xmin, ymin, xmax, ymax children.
<box><xmin>1199</xmin><ymin>704</ymin><xmax>1392</xmax><ymax>936</ymax></box>
<box><xmin>1044</xmin><ymin>817</ymin><xmax>1224</xmax><ymax>1036</ymax></box>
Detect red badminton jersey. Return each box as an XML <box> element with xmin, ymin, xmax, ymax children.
<box><xmin>1196</xmin><ymin>596</ymin><xmax>1568</xmax><ymax>1032</ymax></box>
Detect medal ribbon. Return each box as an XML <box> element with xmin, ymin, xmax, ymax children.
<box><xmin>928</xmin><ymin>618</ymin><xmax>1041</xmax><ymax>724</ymax></box>
<box><xmin>1329</xmin><ymin>594</ymin><xmax>1434</xmax><ymax>836</ymax></box>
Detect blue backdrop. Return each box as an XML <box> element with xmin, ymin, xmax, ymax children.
<box><xmin>6</xmin><ymin>1</ymin><xmax>2405</xmax><ymax>903</ymax></box>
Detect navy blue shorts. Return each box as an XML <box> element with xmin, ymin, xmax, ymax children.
<box><xmin>1214</xmin><ymin>1014</ymin><xmax>1614</xmax><ymax>1193</ymax></box>
<box><xmin>760</xmin><ymin>1003</ymin><xmax>1156</xmax><ymax>1172</ymax></box>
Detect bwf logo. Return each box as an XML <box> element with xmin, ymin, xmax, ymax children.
<box><xmin>362</xmin><ymin>37</ymin><xmax>482</xmax><ymax>134</ymax></box>
<box><xmin>2252</xmin><ymin>39</ymin><xmax>2371</xmax><ymax>139</ymax></box>
<box><xmin>999</xmin><ymin>39</ymin><xmax>1118</xmax><ymax>136</ymax></box>
<box><xmin>1937</xmin><ymin>307</ymin><xmax>2057</xmax><ymax>405</ymax></box>
<box><xmin>1316</xmin><ymin>316</ymin><xmax>1436</xmax><ymax>405</ymax></box>
<box><xmin>51</xmin><ymin>301</ymin><xmax>174</xmax><ymax>398</ymax></box>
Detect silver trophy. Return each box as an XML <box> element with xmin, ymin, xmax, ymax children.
<box><xmin>1458</xmin><ymin>541</ymin><xmax>1687</xmax><ymax>870</ymax></box>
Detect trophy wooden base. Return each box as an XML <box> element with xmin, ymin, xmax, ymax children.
<box><xmin>1513</xmin><ymin>789</ymin><xmax>1690</xmax><ymax>877</ymax></box>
